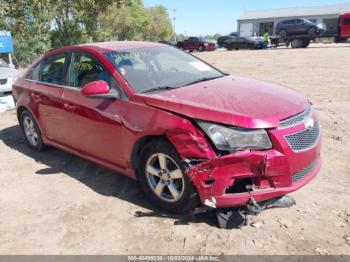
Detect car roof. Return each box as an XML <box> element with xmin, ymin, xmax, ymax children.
<box><xmin>47</xmin><ymin>41</ymin><xmax>165</xmax><ymax>55</ymax></box>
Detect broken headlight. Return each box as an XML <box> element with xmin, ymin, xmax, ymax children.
<box><xmin>197</xmin><ymin>121</ymin><xmax>272</xmax><ymax>152</ymax></box>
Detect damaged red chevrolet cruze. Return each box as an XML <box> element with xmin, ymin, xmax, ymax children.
<box><xmin>13</xmin><ymin>41</ymin><xmax>321</xmax><ymax>226</ymax></box>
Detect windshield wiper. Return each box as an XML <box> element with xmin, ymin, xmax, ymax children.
<box><xmin>181</xmin><ymin>75</ymin><xmax>225</xmax><ymax>87</ymax></box>
<box><xmin>141</xmin><ymin>85</ymin><xmax>179</xmax><ymax>94</ymax></box>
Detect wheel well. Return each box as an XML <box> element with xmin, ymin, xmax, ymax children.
<box><xmin>130</xmin><ymin>135</ymin><xmax>170</xmax><ymax>172</ymax></box>
<box><xmin>16</xmin><ymin>106</ymin><xmax>27</xmax><ymax>122</ymax></box>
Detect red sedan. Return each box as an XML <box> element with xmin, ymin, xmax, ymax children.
<box><xmin>13</xmin><ymin>41</ymin><xmax>321</xmax><ymax>215</ymax></box>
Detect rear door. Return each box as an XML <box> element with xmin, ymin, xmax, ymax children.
<box><xmin>25</xmin><ymin>52</ymin><xmax>70</xmax><ymax>141</ymax></box>
<box><xmin>60</xmin><ymin>51</ymin><xmax>127</xmax><ymax>168</ymax></box>
<box><xmin>295</xmin><ymin>19</ymin><xmax>306</xmax><ymax>34</ymax></box>
<box><xmin>283</xmin><ymin>20</ymin><xmax>295</xmax><ymax>33</ymax></box>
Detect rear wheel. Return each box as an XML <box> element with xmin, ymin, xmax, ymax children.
<box><xmin>138</xmin><ymin>140</ymin><xmax>199</xmax><ymax>213</ymax></box>
<box><xmin>302</xmin><ymin>40</ymin><xmax>310</xmax><ymax>48</ymax></box>
<box><xmin>279</xmin><ymin>29</ymin><xmax>287</xmax><ymax>42</ymax></box>
<box><xmin>198</xmin><ymin>45</ymin><xmax>204</xmax><ymax>52</ymax></box>
<box><xmin>291</xmin><ymin>39</ymin><xmax>303</xmax><ymax>48</ymax></box>
<box><xmin>19</xmin><ymin>110</ymin><xmax>45</xmax><ymax>151</ymax></box>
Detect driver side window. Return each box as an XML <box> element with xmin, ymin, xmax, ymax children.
<box><xmin>68</xmin><ymin>52</ymin><xmax>112</xmax><ymax>88</ymax></box>
<box><xmin>68</xmin><ymin>52</ymin><xmax>124</xmax><ymax>98</ymax></box>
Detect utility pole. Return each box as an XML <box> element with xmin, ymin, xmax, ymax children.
<box><xmin>173</xmin><ymin>9</ymin><xmax>177</xmax><ymax>43</ymax></box>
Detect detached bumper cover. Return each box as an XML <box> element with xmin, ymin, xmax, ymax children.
<box><xmin>187</xmin><ymin>147</ymin><xmax>321</xmax><ymax>208</ymax></box>
<box><xmin>186</xmin><ymin>112</ymin><xmax>321</xmax><ymax>208</ymax></box>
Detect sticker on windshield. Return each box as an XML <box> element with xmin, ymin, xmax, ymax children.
<box><xmin>189</xmin><ymin>61</ymin><xmax>213</xmax><ymax>72</ymax></box>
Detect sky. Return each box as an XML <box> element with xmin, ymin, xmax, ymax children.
<box><xmin>144</xmin><ymin>0</ymin><xmax>350</xmax><ymax>36</ymax></box>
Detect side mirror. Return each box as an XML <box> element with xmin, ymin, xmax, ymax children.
<box><xmin>81</xmin><ymin>80</ymin><xmax>113</xmax><ymax>98</ymax></box>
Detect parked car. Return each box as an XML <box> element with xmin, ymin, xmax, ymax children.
<box><xmin>217</xmin><ymin>32</ymin><xmax>238</xmax><ymax>48</ymax></box>
<box><xmin>217</xmin><ymin>36</ymin><xmax>234</xmax><ymax>48</ymax></box>
<box><xmin>177</xmin><ymin>37</ymin><xmax>216</xmax><ymax>52</ymax></box>
<box><xmin>224</xmin><ymin>36</ymin><xmax>264</xmax><ymax>50</ymax></box>
<box><xmin>0</xmin><ymin>58</ymin><xmax>21</xmax><ymax>95</ymax></box>
<box><xmin>13</xmin><ymin>42</ymin><xmax>321</xmax><ymax>216</ymax></box>
<box><xmin>276</xmin><ymin>18</ymin><xmax>326</xmax><ymax>40</ymax></box>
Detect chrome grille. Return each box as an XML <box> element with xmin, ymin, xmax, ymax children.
<box><xmin>293</xmin><ymin>159</ymin><xmax>319</xmax><ymax>184</ymax></box>
<box><xmin>279</xmin><ymin>107</ymin><xmax>312</xmax><ymax>129</ymax></box>
<box><xmin>285</xmin><ymin>121</ymin><xmax>320</xmax><ymax>152</ymax></box>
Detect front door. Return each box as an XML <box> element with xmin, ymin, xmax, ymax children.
<box><xmin>60</xmin><ymin>51</ymin><xmax>127</xmax><ymax>168</ymax></box>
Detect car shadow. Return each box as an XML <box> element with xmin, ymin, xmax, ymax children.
<box><xmin>0</xmin><ymin>124</ymin><xmax>218</xmax><ymax>227</ymax></box>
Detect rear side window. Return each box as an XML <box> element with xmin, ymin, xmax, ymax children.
<box><xmin>283</xmin><ymin>20</ymin><xmax>295</xmax><ymax>25</ymax></box>
<box><xmin>40</xmin><ymin>53</ymin><xmax>69</xmax><ymax>85</ymax></box>
<box><xmin>26</xmin><ymin>63</ymin><xmax>41</xmax><ymax>81</ymax></box>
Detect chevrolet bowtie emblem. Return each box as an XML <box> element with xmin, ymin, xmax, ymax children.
<box><xmin>304</xmin><ymin>117</ymin><xmax>315</xmax><ymax>131</ymax></box>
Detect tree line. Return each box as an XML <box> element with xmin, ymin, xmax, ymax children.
<box><xmin>0</xmin><ymin>0</ymin><xmax>174</xmax><ymax>66</ymax></box>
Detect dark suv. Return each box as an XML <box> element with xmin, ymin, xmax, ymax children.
<box><xmin>276</xmin><ymin>18</ymin><xmax>326</xmax><ymax>39</ymax></box>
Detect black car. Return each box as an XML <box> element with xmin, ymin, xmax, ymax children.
<box><xmin>276</xmin><ymin>19</ymin><xmax>326</xmax><ymax>40</ymax></box>
<box><xmin>224</xmin><ymin>36</ymin><xmax>264</xmax><ymax>50</ymax></box>
<box><xmin>217</xmin><ymin>32</ymin><xmax>238</xmax><ymax>48</ymax></box>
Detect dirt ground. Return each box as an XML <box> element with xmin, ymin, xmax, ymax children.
<box><xmin>0</xmin><ymin>44</ymin><xmax>350</xmax><ymax>255</ymax></box>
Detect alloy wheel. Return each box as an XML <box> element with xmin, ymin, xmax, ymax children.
<box><xmin>145</xmin><ymin>153</ymin><xmax>185</xmax><ymax>202</ymax></box>
<box><xmin>23</xmin><ymin>116</ymin><xmax>39</xmax><ymax>146</ymax></box>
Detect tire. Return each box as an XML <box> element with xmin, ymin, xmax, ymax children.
<box><xmin>302</xmin><ymin>40</ymin><xmax>310</xmax><ymax>48</ymax></box>
<box><xmin>19</xmin><ymin>110</ymin><xmax>45</xmax><ymax>151</ymax></box>
<box><xmin>279</xmin><ymin>29</ymin><xmax>287</xmax><ymax>42</ymax></box>
<box><xmin>198</xmin><ymin>45</ymin><xmax>204</xmax><ymax>52</ymax></box>
<box><xmin>226</xmin><ymin>45</ymin><xmax>233</xmax><ymax>51</ymax></box>
<box><xmin>137</xmin><ymin>140</ymin><xmax>199</xmax><ymax>213</ymax></box>
<box><xmin>291</xmin><ymin>39</ymin><xmax>303</xmax><ymax>48</ymax></box>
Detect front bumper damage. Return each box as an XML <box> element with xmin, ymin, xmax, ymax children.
<box><xmin>166</xmin><ymin>110</ymin><xmax>321</xmax><ymax>211</ymax></box>
<box><xmin>185</xmin><ymin>147</ymin><xmax>321</xmax><ymax>209</ymax></box>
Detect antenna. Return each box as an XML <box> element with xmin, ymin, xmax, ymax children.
<box><xmin>173</xmin><ymin>9</ymin><xmax>177</xmax><ymax>43</ymax></box>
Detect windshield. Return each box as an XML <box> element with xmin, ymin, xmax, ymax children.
<box><xmin>103</xmin><ymin>46</ymin><xmax>224</xmax><ymax>94</ymax></box>
<box><xmin>0</xmin><ymin>58</ymin><xmax>9</xmax><ymax>68</ymax></box>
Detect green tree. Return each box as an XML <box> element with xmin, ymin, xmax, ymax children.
<box><xmin>98</xmin><ymin>0</ymin><xmax>152</xmax><ymax>41</ymax></box>
<box><xmin>0</xmin><ymin>0</ymin><xmax>173</xmax><ymax>66</ymax></box>
<box><xmin>0</xmin><ymin>0</ymin><xmax>52</xmax><ymax>66</ymax></box>
<box><xmin>147</xmin><ymin>5</ymin><xmax>173</xmax><ymax>41</ymax></box>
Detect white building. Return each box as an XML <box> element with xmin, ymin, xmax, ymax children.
<box><xmin>237</xmin><ymin>3</ymin><xmax>350</xmax><ymax>37</ymax></box>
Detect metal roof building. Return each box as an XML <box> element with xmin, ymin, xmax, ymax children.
<box><xmin>237</xmin><ymin>3</ymin><xmax>350</xmax><ymax>37</ymax></box>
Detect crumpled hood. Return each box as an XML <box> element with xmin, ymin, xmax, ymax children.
<box><xmin>0</xmin><ymin>67</ymin><xmax>21</xmax><ymax>78</ymax></box>
<box><xmin>142</xmin><ymin>75</ymin><xmax>309</xmax><ymax>129</ymax></box>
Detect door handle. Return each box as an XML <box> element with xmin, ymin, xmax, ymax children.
<box><xmin>31</xmin><ymin>93</ymin><xmax>41</xmax><ymax>102</ymax></box>
<box><xmin>63</xmin><ymin>103</ymin><xmax>78</xmax><ymax>111</ymax></box>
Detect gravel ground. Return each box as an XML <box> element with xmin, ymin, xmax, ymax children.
<box><xmin>0</xmin><ymin>43</ymin><xmax>349</xmax><ymax>255</ymax></box>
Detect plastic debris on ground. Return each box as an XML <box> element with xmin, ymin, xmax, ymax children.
<box><xmin>0</xmin><ymin>95</ymin><xmax>15</xmax><ymax>113</ymax></box>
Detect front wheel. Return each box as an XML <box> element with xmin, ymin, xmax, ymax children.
<box><xmin>291</xmin><ymin>39</ymin><xmax>303</xmax><ymax>48</ymax></box>
<box><xmin>138</xmin><ymin>140</ymin><xmax>199</xmax><ymax>213</ymax></box>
